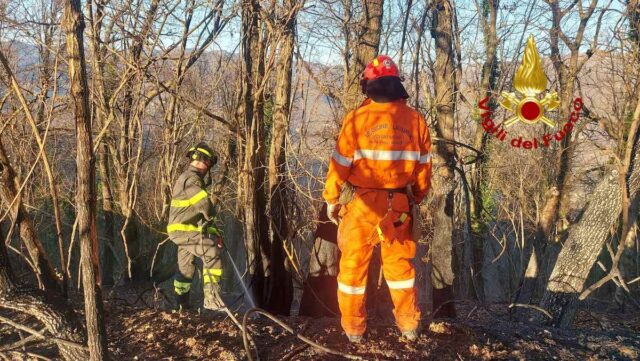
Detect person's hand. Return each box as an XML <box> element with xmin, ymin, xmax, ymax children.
<box><xmin>327</xmin><ymin>202</ymin><xmax>341</xmax><ymax>225</ymax></box>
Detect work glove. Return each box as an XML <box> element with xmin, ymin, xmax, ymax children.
<box><xmin>326</xmin><ymin>202</ymin><xmax>341</xmax><ymax>225</ymax></box>
<box><xmin>202</xmin><ymin>218</ymin><xmax>223</xmax><ymax>248</ymax></box>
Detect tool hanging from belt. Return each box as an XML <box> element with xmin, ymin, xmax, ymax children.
<box><xmin>339</xmin><ymin>182</ymin><xmax>418</xmax><ymax>245</ymax></box>
<box><xmin>375</xmin><ymin>191</ymin><xmax>411</xmax><ymax>246</ymax></box>
<box><xmin>405</xmin><ymin>184</ymin><xmax>422</xmax><ymax>241</ymax></box>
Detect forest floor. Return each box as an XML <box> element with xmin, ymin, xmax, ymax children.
<box><xmin>1</xmin><ymin>287</ymin><xmax>639</xmax><ymax>360</ymax></box>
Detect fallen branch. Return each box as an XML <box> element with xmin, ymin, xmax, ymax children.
<box><xmin>242</xmin><ymin>307</ymin><xmax>363</xmax><ymax>361</ymax></box>
<box><xmin>0</xmin><ymin>330</ymin><xmax>43</xmax><ymax>351</ymax></box>
<box><xmin>508</xmin><ymin>303</ymin><xmax>553</xmax><ymax>320</ymax></box>
<box><xmin>0</xmin><ymin>315</ymin><xmax>87</xmax><ymax>351</ymax></box>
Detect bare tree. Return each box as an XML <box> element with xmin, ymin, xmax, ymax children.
<box><xmin>343</xmin><ymin>0</ymin><xmax>384</xmax><ymax>111</ymax></box>
<box><xmin>469</xmin><ymin>0</ymin><xmax>498</xmax><ymax>232</ymax></box>
<box><xmin>265</xmin><ymin>0</ymin><xmax>303</xmax><ymax>314</ymax></box>
<box><xmin>238</xmin><ymin>0</ymin><xmax>271</xmax><ymax>307</ymax></box>
<box><xmin>429</xmin><ymin>0</ymin><xmax>457</xmax><ymax>318</ymax></box>
<box><xmin>62</xmin><ymin>0</ymin><xmax>109</xmax><ymax>358</ymax></box>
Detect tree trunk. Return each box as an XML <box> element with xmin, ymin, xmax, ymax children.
<box><xmin>87</xmin><ymin>0</ymin><xmax>116</xmax><ymax>287</ymax></box>
<box><xmin>239</xmin><ymin>0</ymin><xmax>270</xmax><ymax>308</ymax></box>
<box><xmin>513</xmin><ymin>187</ymin><xmax>559</xmax><ymax>310</ymax></box>
<box><xmin>465</xmin><ymin>0</ymin><xmax>499</xmax><ymax>302</ymax></box>
<box><xmin>299</xmin><ymin>203</ymin><xmax>340</xmax><ymax>317</ymax></box>
<box><xmin>429</xmin><ymin>0</ymin><xmax>457</xmax><ymax>318</ymax></box>
<box><xmin>97</xmin><ymin>143</ymin><xmax>116</xmax><ymax>286</ymax></box>
<box><xmin>0</xmin><ymin>223</ymin><xmax>88</xmax><ymax>361</ymax></box>
<box><xmin>397</xmin><ymin>0</ymin><xmax>413</xmax><ymax>70</ymax></box>
<box><xmin>470</xmin><ymin>0</ymin><xmax>498</xmax><ymax>232</ymax></box>
<box><xmin>298</xmin><ymin>2</ymin><xmax>384</xmax><ymax>316</ymax></box>
<box><xmin>343</xmin><ymin>0</ymin><xmax>384</xmax><ymax>111</ymax></box>
<box><xmin>535</xmin><ymin>172</ymin><xmax>621</xmax><ymax>327</ymax></box>
<box><xmin>0</xmin><ymin>137</ymin><xmax>60</xmax><ymax>291</ymax></box>
<box><xmin>265</xmin><ymin>0</ymin><xmax>298</xmax><ymax>315</ymax></box>
<box><xmin>62</xmin><ymin>0</ymin><xmax>109</xmax><ymax>359</ymax></box>
<box><xmin>411</xmin><ymin>8</ymin><xmax>429</xmax><ymax>110</ymax></box>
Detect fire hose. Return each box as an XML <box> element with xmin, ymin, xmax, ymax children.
<box><xmin>203</xmin><ymin>220</ymin><xmax>362</xmax><ymax>360</ymax></box>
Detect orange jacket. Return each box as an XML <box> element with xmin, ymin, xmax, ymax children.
<box><xmin>323</xmin><ymin>99</ymin><xmax>432</xmax><ymax>204</ymax></box>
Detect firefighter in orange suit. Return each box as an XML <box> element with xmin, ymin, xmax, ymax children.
<box><xmin>323</xmin><ymin>55</ymin><xmax>432</xmax><ymax>343</ymax></box>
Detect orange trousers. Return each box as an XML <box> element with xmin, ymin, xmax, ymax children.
<box><xmin>337</xmin><ymin>189</ymin><xmax>420</xmax><ymax>336</ymax></box>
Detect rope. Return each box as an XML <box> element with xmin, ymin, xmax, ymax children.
<box><xmin>241</xmin><ymin>307</ymin><xmax>363</xmax><ymax>361</ymax></box>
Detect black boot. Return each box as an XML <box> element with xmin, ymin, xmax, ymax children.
<box><xmin>175</xmin><ymin>292</ymin><xmax>191</xmax><ymax>311</ymax></box>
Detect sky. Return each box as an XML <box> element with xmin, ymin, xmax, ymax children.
<box><xmin>2</xmin><ymin>0</ymin><xmax>630</xmax><ymax>72</ymax></box>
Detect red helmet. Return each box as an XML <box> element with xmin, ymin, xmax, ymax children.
<box><xmin>361</xmin><ymin>55</ymin><xmax>400</xmax><ymax>81</ymax></box>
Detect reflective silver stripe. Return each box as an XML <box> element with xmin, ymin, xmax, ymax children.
<box><xmin>386</xmin><ymin>278</ymin><xmax>415</xmax><ymax>289</ymax></box>
<box><xmin>354</xmin><ymin>149</ymin><xmax>420</xmax><ymax>161</ymax></box>
<box><xmin>332</xmin><ymin>150</ymin><xmax>353</xmax><ymax>167</ymax></box>
<box><xmin>419</xmin><ymin>153</ymin><xmax>432</xmax><ymax>164</ymax></box>
<box><xmin>338</xmin><ymin>281</ymin><xmax>366</xmax><ymax>295</ymax></box>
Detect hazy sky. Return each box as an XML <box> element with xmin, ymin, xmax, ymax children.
<box><xmin>3</xmin><ymin>0</ymin><xmax>628</xmax><ymax>71</ymax></box>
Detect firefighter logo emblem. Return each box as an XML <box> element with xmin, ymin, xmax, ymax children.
<box><xmin>477</xmin><ymin>35</ymin><xmax>583</xmax><ymax>151</ymax></box>
<box><xmin>383</xmin><ymin>58</ymin><xmax>392</xmax><ymax>69</ymax></box>
<box><xmin>499</xmin><ymin>35</ymin><xmax>560</xmax><ymax>127</ymax></box>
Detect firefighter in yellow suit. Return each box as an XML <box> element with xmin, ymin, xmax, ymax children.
<box><xmin>167</xmin><ymin>142</ymin><xmax>225</xmax><ymax>311</ymax></box>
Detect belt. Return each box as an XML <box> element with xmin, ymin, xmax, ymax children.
<box><xmin>354</xmin><ymin>186</ymin><xmax>407</xmax><ymax>194</ymax></box>
<box><xmin>383</xmin><ymin>188</ymin><xmax>407</xmax><ymax>194</ymax></box>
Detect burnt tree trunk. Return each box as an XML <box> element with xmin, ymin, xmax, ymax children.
<box><xmin>0</xmin><ymin>214</ymin><xmax>88</xmax><ymax>361</ymax></box>
<box><xmin>62</xmin><ymin>0</ymin><xmax>109</xmax><ymax>358</ymax></box>
<box><xmin>535</xmin><ymin>172</ymin><xmax>621</xmax><ymax>327</ymax></box>
<box><xmin>299</xmin><ymin>203</ymin><xmax>340</xmax><ymax>317</ymax></box>
<box><xmin>265</xmin><ymin>0</ymin><xmax>298</xmax><ymax>315</ymax></box>
<box><xmin>429</xmin><ymin>0</ymin><xmax>457</xmax><ymax>318</ymax></box>
<box><xmin>87</xmin><ymin>0</ymin><xmax>116</xmax><ymax>286</ymax></box>
<box><xmin>239</xmin><ymin>0</ymin><xmax>270</xmax><ymax>308</ymax></box>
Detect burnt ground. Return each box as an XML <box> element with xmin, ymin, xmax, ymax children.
<box><xmin>1</xmin><ymin>290</ymin><xmax>639</xmax><ymax>360</ymax></box>
<box><xmin>102</xmin><ymin>300</ymin><xmax>640</xmax><ymax>361</ymax></box>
